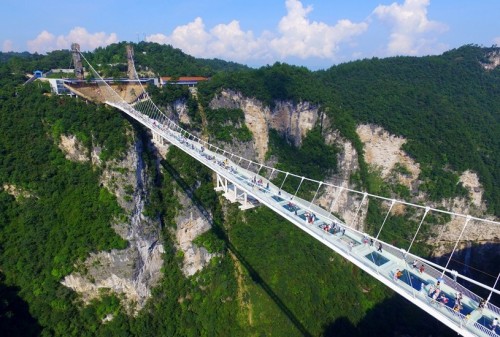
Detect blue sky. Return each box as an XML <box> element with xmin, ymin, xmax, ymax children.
<box><xmin>2</xmin><ymin>0</ymin><xmax>499</xmax><ymax>69</ymax></box>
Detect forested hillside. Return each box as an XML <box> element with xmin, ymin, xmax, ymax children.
<box><xmin>0</xmin><ymin>43</ymin><xmax>498</xmax><ymax>336</ymax></box>
<box><xmin>198</xmin><ymin>45</ymin><xmax>500</xmax><ymax>216</ymax></box>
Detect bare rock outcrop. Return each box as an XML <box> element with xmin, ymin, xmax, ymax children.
<box><xmin>59</xmin><ymin>134</ymin><xmax>89</xmax><ymax>162</ymax></box>
<box><xmin>481</xmin><ymin>50</ymin><xmax>500</xmax><ymax>70</ymax></box>
<box><xmin>175</xmin><ymin>210</ymin><xmax>216</xmax><ymax>277</ymax></box>
<box><xmin>62</xmin><ymin>136</ymin><xmax>164</xmax><ymax>313</ymax></box>
<box><xmin>316</xmin><ymin>132</ymin><xmax>367</xmax><ymax>229</ymax></box>
<box><xmin>150</xmin><ymin>130</ymin><xmax>216</xmax><ymax>278</ymax></box>
<box><xmin>2</xmin><ymin>184</ymin><xmax>35</xmax><ymax>201</ymax></box>
<box><xmin>355</xmin><ymin>124</ymin><xmax>498</xmax><ymax>255</ymax></box>
<box><xmin>356</xmin><ymin>124</ymin><xmax>420</xmax><ymax>189</ymax></box>
<box><xmin>209</xmin><ymin>90</ymin><xmax>320</xmax><ymax>162</ymax></box>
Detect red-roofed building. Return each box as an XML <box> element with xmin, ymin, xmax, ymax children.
<box><xmin>159</xmin><ymin>76</ymin><xmax>209</xmax><ymax>87</ymax></box>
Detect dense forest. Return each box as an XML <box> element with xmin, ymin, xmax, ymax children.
<box><xmin>0</xmin><ymin>43</ymin><xmax>498</xmax><ymax>336</ymax></box>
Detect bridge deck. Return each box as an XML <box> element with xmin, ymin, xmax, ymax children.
<box><xmin>108</xmin><ymin>101</ymin><xmax>500</xmax><ymax>337</ymax></box>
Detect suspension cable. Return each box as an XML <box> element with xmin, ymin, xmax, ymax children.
<box><xmin>441</xmin><ymin>216</ymin><xmax>471</xmax><ymax>277</ymax></box>
<box><xmin>375</xmin><ymin>199</ymin><xmax>396</xmax><ymax>241</ymax></box>
<box><xmin>406</xmin><ymin>207</ymin><xmax>430</xmax><ymax>255</ymax></box>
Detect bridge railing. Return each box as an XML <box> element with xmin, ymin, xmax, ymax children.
<box><xmin>112</xmin><ymin>103</ymin><xmax>500</xmax><ymax>337</ymax></box>
<box><xmin>83</xmin><ymin>46</ymin><xmax>500</xmax><ymax>336</ymax></box>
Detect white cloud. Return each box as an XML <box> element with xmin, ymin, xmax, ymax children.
<box><xmin>27</xmin><ymin>30</ymin><xmax>56</xmax><ymax>53</ymax></box>
<box><xmin>27</xmin><ymin>27</ymin><xmax>118</xmax><ymax>53</ymax></box>
<box><xmin>270</xmin><ymin>0</ymin><xmax>368</xmax><ymax>59</ymax></box>
<box><xmin>373</xmin><ymin>0</ymin><xmax>448</xmax><ymax>56</ymax></box>
<box><xmin>2</xmin><ymin>39</ymin><xmax>14</xmax><ymax>52</ymax></box>
<box><xmin>146</xmin><ymin>0</ymin><xmax>368</xmax><ymax>63</ymax></box>
<box><xmin>147</xmin><ymin>17</ymin><xmax>268</xmax><ymax>62</ymax></box>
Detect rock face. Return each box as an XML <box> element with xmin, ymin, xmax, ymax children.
<box><xmin>354</xmin><ymin>124</ymin><xmax>498</xmax><ymax>255</ymax></box>
<box><xmin>62</xmin><ymin>135</ymin><xmax>164</xmax><ymax>313</ymax></box>
<box><xmin>150</xmin><ymin>139</ymin><xmax>216</xmax><ymax>278</ymax></box>
<box><xmin>316</xmin><ymin>131</ymin><xmax>367</xmax><ymax>229</ymax></box>
<box><xmin>174</xmin><ymin>192</ymin><xmax>217</xmax><ymax>277</ymax></box>
<box><xmin>59</xmin><ymin>134</ymin><xmax>89</xmax><ymax>162</ymax></box>
<box><xmin>209</xmin><ymin>90</ymin><xmax>320</xmax><ymax>161</ymax></box>
<box><xmin>356</xmin><ymin>124</ymin><xmax>420</xmax><ymax>188</ymax></box>
<box><xmin>481</xmin><ymin>50</ymin><xmax>500</xmax><ymax>70</ymax></box>
<box><xmin>2</xmin><ymin>184</ymin><xmax>34</xmax><ymax>201</ymax></box>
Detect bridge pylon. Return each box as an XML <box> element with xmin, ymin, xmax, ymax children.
<box><xmin>71</xmin><ymin>43</ymin><xmax>84</xmax><ymax>80</ymax></box>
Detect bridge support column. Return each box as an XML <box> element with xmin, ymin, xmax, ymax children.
<box><xmin>152</xmin><ymin>131</ymin><xmax>168</xmax><ymax>146</ymax></box>
<box><xmin>215</xmin><ymin>173</ymin><xmax>256</xmax><ymax>210</ymax></box>
<box><xmin>215</xmin><ymin>173</ymin><xmax>228</xmax><ymax>193</ymax></box>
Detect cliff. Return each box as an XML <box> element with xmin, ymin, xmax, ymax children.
<box><xmin>59</xmin><ymin>131</ymin><xmax>164</xmax><ymax>312</ymax></box>
<box><xmin>204</xmin><ymin>90</ymin><xmax>499</xmax><ymax>256</ymax></box>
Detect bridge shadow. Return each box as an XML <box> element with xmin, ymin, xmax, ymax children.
<box><xmin>321</xmin><ymin>294</ymin><xmax>457</xmax><ymax>337</ymax></box>
<box><xmin>0</xmin><ymin>272</ymin><xmax>42</xmax><ymax>337</ymax></box>
<box><xmin>432</xmin><ymin>241</ymin><xmax>500</xmax><ymax>306</ymax></box>
<box><xmin>159</xmin><ymin>154</ymin><xmax>498</xmax><ymax>337</ymax></box>
<box><xmin>161</xmin><ymin>159</ymin><xmax>313</xmax><ymax>337</ymax></box>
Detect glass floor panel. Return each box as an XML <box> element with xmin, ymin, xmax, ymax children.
<box><xmin>365</xmin><ymin>251</ymin><xmax>389</xmax><ymax>266</ymax></box>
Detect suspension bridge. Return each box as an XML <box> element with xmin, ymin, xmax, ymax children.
<box><xmin>74</xmin><ymin>47</ymin><xmax>500</xmax><ymax>337</ymax></box>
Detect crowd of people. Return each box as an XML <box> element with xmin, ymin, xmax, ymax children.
<box><xmin>157</xmin><ymin>117</ymin><xmax>500</xmax><ymax>336</ymax></box>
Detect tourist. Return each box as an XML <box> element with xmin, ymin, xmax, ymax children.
<box><xmin>394</xmin><ymin>269</ymin><xmax>403</xmax><ymax>282</ymax></box>
<box><xmin>478</xmin><ymin>298</ymin><xmax>486</xmax><ymax>311</ymax></box>
<box><xmin>377</xmin><ymin>243</ymin><xmax>383</xmax><ymax>253</ymax></box>
<box><xmin>370</xmin><ymin>238</ymin><xmax>374</xmax><ymax>247</ymax></box>
<box><xmin>412</xmin><ymin>260</ymin><xmax>418</xmax><ymax>269</ymax></box>
<box><xmin>439</xmin><ymin>294</ymin><xmax>449</xmax><ymax>306</ymax></box>
<box><xmin>419</xmin><ymin>265</ymin><xmax>425</xmax><ymax>274</ymax></box>
<box><xmin>491</xmin><ymin>317</ymin><xmax>498</xmax><ymax>332</ymax></box>
<box><xmin>432</xmin><ymin>289</ymin><xmax>441</xmax><ymax>303</ymax></box>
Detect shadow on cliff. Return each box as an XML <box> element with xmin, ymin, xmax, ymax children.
<box><xmin>0</xmin><ymin>273</ymin><xmax>41</xmax><ymax>337</ymax></box>
<box><xmin>320</xmin><ymin>240</ymin><xmax>500</xmax><ymax>337</ymax></box>
<box><xmin>432</xmin><ymin>241</ymin><xmax>500</xmax><ymax>306</ymax></box>
<box><xmin>162</xmin><ymin>159</ymin><xmax>313</xmax><ymax>337</ymax></box>
<box><xmin>321</xmin><ymin>293</ymin><xmax>457</xmax><ymax>337</ymax></box>
<box><xmin>160</xmin><ymin>156</ymin><xmax>500</xmax><ymax>337</ymax></box>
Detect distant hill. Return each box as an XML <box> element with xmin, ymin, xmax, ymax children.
<box><xmin>0</xmin><ymin>43</ymin><xmax>497</xmax><ymax>337</ymax></box>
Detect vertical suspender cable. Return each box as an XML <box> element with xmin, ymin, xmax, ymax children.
<box><xmin>352</xmin><ymin>192</ymin><xmax>368</xmax><ymax>228</ymax></box>
<box><xmin>406</xmin><ymin>207</ymin><xmax>430</xmax><ymax>256</ymax></box>
<box><xmin>441</xmin><ymin>216</ymin><xmax>471</xmax><ymax>278</ymax></box>
<box><xmin>487</xmin><ymin>272</ymin><xmax>500</xmax><ymax>304</ymax></box>
<box><xmin>279</xmin><ymin>172</ymin><xmax>289</xmax><ymax>192</ymax></box>
<box><xmin>375</xmin><ymin>199</ymin><xmax>396</xmax><ymax>241</ymax></box>
<box><xmin>327</xmin><ymin>186</ymin><xmax>344</xmax><ymax>220</ymax></box>
<box><xmin>293</xmin><ymin>177</ymin><xmax>305</xmax><ymax>199</ymax></box>
<box><xmin>308</xmin><ymin>182</ymin><xmax>322</xmax><ymax>211</ymax></box>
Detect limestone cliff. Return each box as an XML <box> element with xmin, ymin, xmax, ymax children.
<box><xmin>59</xmin><ymin>132</ymin><xmax>164</xmax><ymax>313</ymax></box>
<box><xmin>481</xmin><ymin>50</ymin><xmax>500</xmax><ymax>70</ymax></box>
<box><xmin>206</xmin><ymin>90</ymin><xmax>498</xmax><ymax>256</ymax></box>
<box><xmin>151</xmin><ymin>136</ymin><xmax>217</xmax><ymax>278</ymax></box>
<box><xmin>209</xmin><ymin>90</ymin><xmax>320</xmax><ymax>162</ymax></box>
<box><xmin>355</xmin><ymin>124</ymin><xmax>498</xmax><ymax>257</ymax></box>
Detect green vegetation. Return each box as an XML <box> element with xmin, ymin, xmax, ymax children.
<box><xmin>147</xmin><ymin>83</ymin><xmax>190</xmax><ymax>107</ymax></box>
<box><xmin>89</xmin><ymin>41</ymin><xmax>248</xmax><ymax>78</ymax></box>
<box><xmin>0</xmin><ymin>43</ymin><xmax>496</xmax><ymax>337</ymax></box>
<box><xmin>0</xmin><ymin>77</ymin><xmax>129</xmax><ymax>335</ymax></box>
<box><xmin>205</xmin><ymin>108</ymin><xmax>253</xmax><ymax>143</ymax></box>
<box><xmin>319</xmin><ymin>45</ymin><xmax>500</xmax><ymax>214</ymax></box>
<box><xmin>197</xmin><ymin>45</ymin><xmax>500</xmax><ymax>215</ymax></box>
